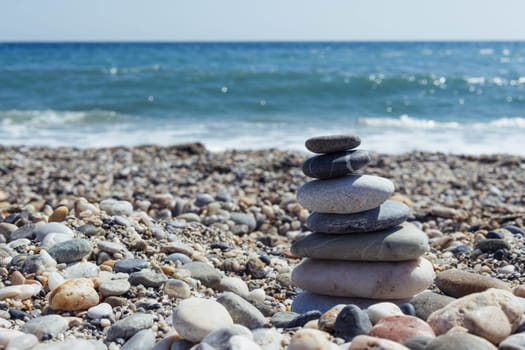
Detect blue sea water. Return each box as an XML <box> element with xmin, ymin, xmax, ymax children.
<box><xmin>1</xmin><ymin>42</ymin><xmax>525</xmax><ymax>154</ymax></box>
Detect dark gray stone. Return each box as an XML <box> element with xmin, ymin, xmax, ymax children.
<box><xmin>114</xmin><ymin>258</ymin><xmax>149</xmax><ymax>273</ymax></box>
<box><xmin>216</xmin><ymin>292</ymin><xmax>266</xmax><ymax>329</ymax></box>
<box><xmin>302</xmin><ymin>150</ymin><xmax>370</xmax><ymax>179</ymax></box>
<box><xmin>48</xmin><ymin>239</ymin><xmax>92</xmax><ymax>263</ymax></box>
<box><xmin>107</xmin><ymin>313</ymin><xmax>154</xmax><ymax>341</ymax></box>
<box><xmin>128</xmin><ymin>269</ymin><xmax>167</xmax><ymax>287</ymax></box>
<box><xmin>10</xmin><ymin>223</ymin><xmax>38</xmax><ymax>241</ymax></box>
<box><xmin>271</xmin><ymin>311</ymin><xmax>299</xmax><ymax>328</ymax></box>
<box><xmin>503</xmin><ymin>224</ymin><xmax>525</xmax><ymax>235</ymax></box>
<box><xmin>121</xmin><ymin>329</ymin><xmax>156</xmax><ymax>350</ymax></box>
<box><xmin>333</xmin><ymin>304</ymin><xmax>372</xmax><ymax>341</ymax></box>
<box><xmin>306</xmin><ymin>200</ymin><xmax>410</xmax><ymax>234</ymax></box>
<box><xmin>425</xmin><ymin>332</ymin><xmax>497</xmax><ymax>350</ymax></box>
<box><xmin>475</xmin><ymin>239</ymin><xmax>511</xmax><ymax>253</ymax></box>
<box><xmin>166</xmin><ymin>252</ymin><xmax>192</xmax><ymax>264</ymax></box>
<box><xmin>403</xmin><ymin>335</ymin><xmax>434</xmax><ymax>350</ymax></box>
<box><xmin>400</xmin><ymin>303</ymin><xmax>416</xmax><ymax>316</ymax></box>
<box><xmin>409</xmin><ymin>291</ymin><xmax>455</xmax><ymax>321</ymax></box>
<box><xmin>286</xmin><ymin>310</ymin><xmax>321</xmax><ymax>328</ymax></box>
<box><xmin>170</xmin><ymin>339</ymin><xmax>194</xmax><ymax>350</ymax></box>
<box><xmin>182</xmin><ymin>262</ymin><xmax>222</xmax><ymax>288</ymax></box>
<box><xmin>305</xmin><ymin>134</ymin><xmax>361</xmax><ymax>154</ymax></box>
<box><xmin>291</xmin><ymin>223</ymin><xmax>428</xmax><ymax>261</ymax></box>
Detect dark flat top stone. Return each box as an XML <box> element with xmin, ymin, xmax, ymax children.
<box><xmin>302</xmin><ymin>150</ymin><xmax>371</xmax><ymax>179</ymax></box>
<box><xmin>306</xmin><ymin>200</ymin><xmax>409</xmax><ymax>234</ymax></box>
<box><xmin>291</xmin><ymin>223</ymin><xmax>428</xmax><ymax>261</ymax></box>
<box><xmin>305</xmin><ymin>134</ymin><xmax>361</xmax><ymax>154</ymax></box>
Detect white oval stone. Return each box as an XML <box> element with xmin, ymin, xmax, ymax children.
<box><xmin>0</xmin><ymin>284</ymin><xmax>41</xmax><ymax>300</ymax></box>
<box><xmin>288</xmin><ymin>329</ymin><xmax>338</xmax><ymax>350</ymax></box>
<box><xmin>367</xmin><ymin>302</ymin><xmax>404</xmax><ymax>324</ymax></box>
<box><xmin>292</xmin><ymin>257</ymin><xmax>434</xmax><ymax>299</ymax></box>
<box><xmin>6</xmin><ymin>333</ymin><xmax>39</xmax><ymax>350</ymax></box>
<box><xmin>0</xmin><ymin>329</ymin><xmax>25</xmax><ymax>347</ymax></box>
<box><xmin>88</xmin><ymin>302</ymin><xmax>114</xmax><ymax>319</ymax></box>
<box><xmin>297</xmin><ymin>175</ymin><xmax>395</xmax><ymax>214</ymax></box>
<box><xmin>172</xmin><ymin>298</ymin><xmax>234</xmax><ymax>342</ymax></box>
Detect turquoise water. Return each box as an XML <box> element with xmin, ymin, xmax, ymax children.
<box><xmin>1</xmin><ymin>42</ymin><xmax>525</xmax><ymax>154</ymax></box>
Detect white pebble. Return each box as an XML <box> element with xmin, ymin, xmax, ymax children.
<box><xmin>88</xmin><ymin>303</ymin><xmax>114</xmax><ymax>319</ymax></box>
<box><xmin>367</xmin><ymin>302</ymin><xmax>404</xmax><ymax>324</ymax></box>
<box><xmin>0</xmin><ymin>284</ymin><xmax>41</xmax><ymax>300</ymax></box>
<box><xmin>47</xmin><ymin>271</ymin><xmax>65</xmax><ymax>291</ymax></box>
<box><xmin>248</xmin><ymin>288</ymin><xmax>266</xmax><ymax>303</ymax></box>
<box><xmin>6</xmin><ymin>333</ymin><xmax>39</xmax><ymax>350</ymax></box>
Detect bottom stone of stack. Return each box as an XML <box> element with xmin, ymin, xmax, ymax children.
<box><xmin>291</xmin><ymin>291</ymin><xmax>412</xmax><ymax>313</ymax></box>
<box><xmin>291</xmin><ymin>257</ymin><xmax>434</xmax><ymax>299</ymax></box>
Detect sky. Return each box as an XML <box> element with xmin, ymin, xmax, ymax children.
<box><xmin>2</xmin><ymin>0</ymin><xmax>525</xmax><ymax>42</ymax></box>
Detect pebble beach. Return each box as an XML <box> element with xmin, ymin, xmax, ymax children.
<box><xmin>0</xmin><ymin>143</ymin><xmax>525</xmax><ymax>350</ymax></box>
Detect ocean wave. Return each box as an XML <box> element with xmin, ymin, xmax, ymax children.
<box><xmin>358</xmin><ymin>115</ymin><xmax>525</xmax><ymax>129</ymax></box>
<box><xmin>0</xmin><ymin>109</ymin><xmax>121</xmax><ymax>126</ymax></box>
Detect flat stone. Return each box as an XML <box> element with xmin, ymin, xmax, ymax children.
<box><xmin>349</xmin><ymin>335</ymin><xmax>411</xmax><ymax>350</ymax></box>
<box><xmin>368</xmin><ymin>315</ymin><xmax>435</xmax><ymax>343</ymax></box>
<box><xmin>292</xmin><ymin>257</ymin><xmax>434</xmax><ymax>299</ymax></box>
<box><xmin>291</xmin><ymin>291</ymin><xmax>411</xmax><ymax>314</ymax></box>
<box><xmin>114</xmin><ymin>258</ymin><xmax>149</xmax><ymax>273</ymax></box>
<box><xmin>367</xmin><ymin>302</ymin><xmax>404</xmax><ymax>324</ymax></box>
<box><xmin>0</xmin><ymin>284</ymin><xmax>41</xmax><ymax>300</ymax></box>
<box><xmin>48</xmin><ymin>239</ymin><xmax>92</xmax><ymax>263</ymax></box>
<box><xmin>271</xmin><ymin>311</ymin><xmax>299</xmax><ymax>328</ymax></box>
<box><xmin>425</xmin><ymin>332</ymin><xmax>497</xmax><ymax>350</ymax></box>
<box><xmin>291</xmin><ymin>223</ymin><xmax>428</xmax><ymax>261</ymax></box>
<box><xmin>297</xmin><ymin>175</ymin><xmax>395</xmax><ymax>214</ymax></box>
<box><xmin>100</xmin><ymin>279</ymin><xmax>131</xmax><ymax>297</ymax></box>
<box><xmin>165</xmin><ymin>253</ymin><xmax>192</xmax><ymax>265</ymax></box>
<box><xmin>49</xmin><ymin>278</ymin><xmax>99</xmax><ymax>311</ymax></box>
<box><xmin>499</xmin><ymin>333</ymin><xmax>525</xmax><ymax>350</ymax></box>
<box><xmin>229</xmin><ymin>212</ymin><xmax>257</xmax><ymax>231</ymax></box>
<box><xmin>302</xmin><ymin>150</ymin><xmax>371</xmax><ymax>179</ymax></box>
<box><xmin>306</xmin><ymin>200</ymin><xmax>409</xmax><ymax>234</ymax></box>
<box><xmin>216</xmin><ymin>276</ymin><xmax>250</xmax><ymax>298</ymax></box>
<box><xmin>427</xmin><ymin>288</ymin><xmax>522</xmax><ymax>337</ymax></box>
<box><xmin>21</xmin><ymin>314</ymin><xmax>68</xmax><ymax>340</ymax></box>
<box><xmin>128</xmin><ymin>269</ymin><xmax>167</xmax><ymax>288</ymax></box>
<box><xmin>216</xmin><ymin>292</ymin><xmax>266</xmax><ymax>329</ymax></box>
<box><xmin>107</xmin><ymin>313</ymin><xmax>154</xmax><ymax>341</ymax></box>
<box><xmin>409</xmin><ymin>291</ymin><xmax>455</xmax><ymax>321</ymax></box>
<box><xmin>305</xmin><ymin>134</ymin><xmax>361</xmax><ymax>154</ymax></box>
<box><xmin>475</xmin><ymin>239</ymin><xmax>511</xmax><ymax>253</ymax></box>
<box><xmin>34</xmin><ymin>222</ymin><xmax>74</xmax><ymax>241</ymax></box>
<box><xmin>172</xmin><ymin>297</ymin><xmax>234</xmax><ymax>342</ymax></box>
<box><xmin>333</xmin><ymin>304</ymin><xmax>372</xmax><ymax>341</ymax></box>
<box><xmin>182</xmin><ymin>262</ymin><xmax>222</xmax><ymax>288</ymax></box>
<box><xmin>121</xmin><ymin>329</ymin><xmax>156</xmax><ymax>350</ymax></box>
<box><xmin>435</xmin><ymin>269</ymin><xmax>510</xmax><ymax>298</ymax></box>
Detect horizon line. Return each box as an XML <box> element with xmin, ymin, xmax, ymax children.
<box><xmin>2</xmin><ymin>39</ymin><xmax>525</xmax><ymax>44</ymax></box>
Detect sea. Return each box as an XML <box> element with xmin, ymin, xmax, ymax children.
<box><xmin>1</xmin><ymin>42</ymin><xmax>525</xmax><ymax>154</ymax></box>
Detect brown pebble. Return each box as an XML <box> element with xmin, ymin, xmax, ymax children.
<box><xmin>48</xmin><ymin>206</ymin><xmax>69</xmax><ymax>222</ymax></box>
<box><xmin>435</xmin><ymin>269</ymin><xmax>510</xmax><ymax>298</ymax></box>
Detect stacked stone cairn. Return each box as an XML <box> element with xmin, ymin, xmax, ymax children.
<box><xmin>291</xmin><ymin>134</ymin><xmax>435</xmax><ymax>312</ymax></box>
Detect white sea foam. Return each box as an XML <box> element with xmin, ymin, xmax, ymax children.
<box><xmin>2</xmin><ymin>110</ymin><xmax>525</xmax><ymax>155</ymax></box>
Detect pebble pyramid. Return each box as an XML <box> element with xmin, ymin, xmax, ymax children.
<box><xmin>291</xmin><ymin>134</ymin><xmax>435</xmax><ymax>312</ymax></box>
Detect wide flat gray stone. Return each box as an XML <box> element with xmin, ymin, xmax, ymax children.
<box><xmin>291</xmin><ymin>257</ymin><xmax>434</xmax><ymax>299</ymax></box>
<box><xmin>302</xmin><ymin>150</ymin><xmax>371</xmax><ymax>179</ymax></box>
<box><xmin>306</xmin><ymin>200</ymin><xmax>409</xmax><ymax>234</ymax></box>
<box><xmin>305</xmin><ymin>134</ymin><xmax>361</xmax><ymax>154</ymax></box>
<box><xmin>297</xmin><ymin>175</ymin><xmax>394</xmax><ymax>214</ymax></box>
<box><xmin>291</xmin><ymin>223</ymin><xmax>428</xmax><ymax>261</ymax></box>
<box><xmin>291</xmin><ymin>291</ymin><xmax>411</xmax><ymax>314</ymax></box>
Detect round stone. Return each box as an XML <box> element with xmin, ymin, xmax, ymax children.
<box><xmin>291</xmin><ymin>223</ymin><xmax>428</xmax><ymax>261</ymax></box>
<box><xmin>87</xmin><ymin>303</ymin><xmax>114</xmax><ymax>319</ymax></box>
<box><xmin>367</xmin><ymin>302</ymin><xmax>404</xmax><ymax>324</ymax></box>
<box><xmin>100</xmin><ymin>199</ymin><xmax>133</xmax><ymax>216</ymax></box>
<box><xmin>435</xmin><ymin>269</ymin><xmax>510</xmax><ymax>298</ymax></box>
<box><xmin>305</xmin><ymin>134</ymin><xmax>361</xmax><ymax>154</ymax></box>
<box><xmin>164</xmin><ymin>279</ymin><xmax>191</xmax><ymax>299</ymax></box>
<box><xmin>181</xmin><ymin>262</ymin><xmax>222</xmax><ymax>288</ymax></box>
<box><xmin>368</xmin><ymin>315</ymin><xmax>435</xmax><ymax>343</ymax></box>
<box><xmin>49</xmin><ymin>278</ymin><xmax>99</xmax><ymax>311</ymax></box>
<box><xmin>99</xmin><ymin>279</ymin><xmax>131</xmax><ymax>297</ymax></box>
<box><xmin>21</xmin><ymin>314</ymin><xmax>68</xmax><ymax>340</ymax></box>
<box><xmin>297</xmin><ymin>175</ymin><xmax>395</xmax><ymax>214</ymax></box>
<box><xmin>306</xmin><ymin>200</ymin><xmax>410</xmax><ymax>234</ymax></box>
<box><xmin>48</xmin><ymin>239</ymin><xmax>92</xmax><ymax>263</ymax></box>
<box><xmin>302</xmin><ymin>150</ymin><xmax>371</xmax><ymax>179</ymax></box>
<box><xmin>291</xmin><ymin>257</ymin><xmax>434</xmax><ymax>299</ymax></box>
<box><xmin>172</xmin><ymin>298</ymin><xmax>234</xmax><ymax>342</ymax></box>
